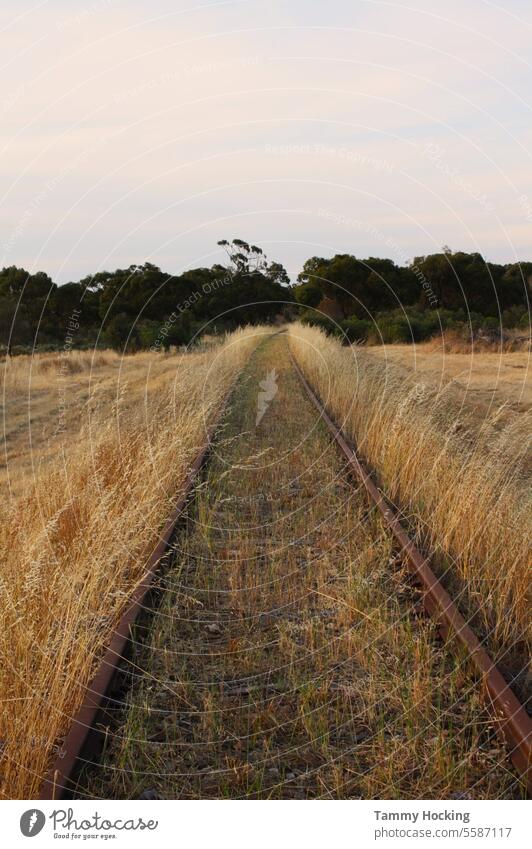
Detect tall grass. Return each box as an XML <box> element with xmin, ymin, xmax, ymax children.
<box><xmin>1</xmin><ymin>349</ymin><xmax>121</xmax><ymax>392</ymax></box>
<box><xmin>288</xmin><ymin>324</ymin><xmax>531</xmax><ymax>669</ymax></box>
<box><xmin>0</xmin><ymin>327</ymin><xmax>266</xmax><ymax>799</ymax></box>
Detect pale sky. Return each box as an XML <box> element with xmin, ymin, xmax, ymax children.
<box><xmin>1</xmin><ymin>0</ymin><xmax>532</xmax><ymax>282</ymax></box>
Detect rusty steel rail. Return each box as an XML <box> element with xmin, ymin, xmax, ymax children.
<box><xmin>291</xmin><ymin>353</ymin><xmax>532</xmax><ymax>792</ymax></box>
<box><xmin>38</xmin><ymin>383</ymin><xmax>237</xmax><ymax>800</ymax></box>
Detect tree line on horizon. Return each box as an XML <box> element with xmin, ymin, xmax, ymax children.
<box><xmin>295</xmin><ymin>248</ymin><xmax>531</xmax><ymax>343</ymax></box>
<box><xmin>0</xmin><ymin>239</ymin><xmax>529</xmax><ymax>353</ymax></box>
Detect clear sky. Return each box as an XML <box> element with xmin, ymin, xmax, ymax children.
<box><xmin>1</xmin><ymin>0</ymin><xmax>532</xmax><ymax>282</ymax></box>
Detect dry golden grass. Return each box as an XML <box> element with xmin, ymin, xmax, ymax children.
<box><xmin>83</xmin><ymin>334</ymin><xmax>520</xmax><ymax>800</ymax></box>
<box><xmin>287</xmin><ymin>324</ymin><xmax>531</xmax><ymax>676</ymax></box>
<box><xmin>426</xmin><ymin>328</ymin><xmax>531</xmax><ymax>355</ymax></box>
<box><xmin>1</xmin><ymin>346</ymin><xmax>216</xmax><ymax>499</ymax></box>
<box><xmin>369</xmin><ymin>340</ymin><xmax>531</xmax><ymax>417</ymax></box>
<box><xmin>0</xmin><ymin>328</ymin><xmax>267</xmax><ymax>799</ymax></box>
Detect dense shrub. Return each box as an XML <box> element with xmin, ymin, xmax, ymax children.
<box><xmin>294</xmin><ymin>250</ymin><xmax>531</xmax><ymax>344</ymax></box>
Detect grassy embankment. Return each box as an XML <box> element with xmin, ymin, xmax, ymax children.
<box><xmin>288</xmin><ymin>324</ymin><xmax>531</xmax><ymax>684</ymax></box>
<box><xmin>0</xmin><ymin>328</ymin><xmax>265</xmax><ymax>799</ymax></box>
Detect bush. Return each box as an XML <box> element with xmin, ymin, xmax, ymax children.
<box><xmin>301</xmin><ymin>303</ymin><xmax>527</xmax><ymax>346</ymax></box>
<box><xmin>299</xmin><ymin>310</ymin><xmax>341</xmax><ymax>336</ymax></box>
<box><xmin>366</xmin><ymin>309</ymin><xmax>458</xmax><ymax>344</ymax></box>
<box><xmin>340</xmin><ymin>317</ymin><xmax>372</xmax><ymax>343</ymax></box>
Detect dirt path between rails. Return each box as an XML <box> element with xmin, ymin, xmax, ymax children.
<box><xmin>82</xmin><ymin>333</ymin><xmax>521</xmax><ymax>799</ymax></box>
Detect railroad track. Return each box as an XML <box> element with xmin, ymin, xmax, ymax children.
<box><xmin>290</xmin><ymin>353</ymin><xmax>532</xmax><ymax>793</ymax></box>
<box><xmin>38</xmin><ymin>345</ymin><xmax>531</xmax><ymax>799</ymax></box>
<box><xmin>38</xmin><ymin>381</ymin><xmax>239</xmax><ymax>800</ymax></box>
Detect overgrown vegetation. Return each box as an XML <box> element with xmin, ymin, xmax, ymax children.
<box><xmin>288</xmin><ymin>323</ymin><xmax>531</xmax><ymax>682</ymax></box>
<box><xmin>84</xmin><ymin>334</ymin><xmax>520</xmax><ymax>800</ymax></box>
<box><xmin>0</xmin><ymin>327</ymin><xmax>266</xmax><ymax>799</ymax></box>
